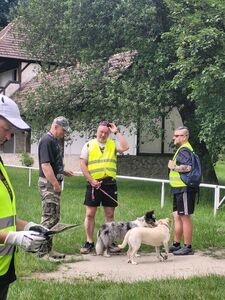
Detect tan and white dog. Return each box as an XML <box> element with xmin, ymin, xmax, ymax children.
<box><xmin>118</xmin><ymin>218</ymin><xmax>170</xmax><ymax>265</ymax></box>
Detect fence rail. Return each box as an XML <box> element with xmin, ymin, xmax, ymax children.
<box><xmin>5</xmin><ymin>164</ymin><xmax>225</xmax><ymax>216</ymax></box>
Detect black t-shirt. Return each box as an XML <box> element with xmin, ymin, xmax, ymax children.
<box><xmin>38</xmin><ymin>133</ymin><xmax>64</xmax><ymax>179</ymax></box>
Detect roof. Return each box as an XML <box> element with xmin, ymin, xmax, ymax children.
<box><xmin>0</xmin><ymin>22</ymin><xmax>37</xmax><ymax>61</ymax></box>
<box><xmin>13</xmin><ymin>50</ymin><xmax>138</xmax><ymax>106</ymax></box>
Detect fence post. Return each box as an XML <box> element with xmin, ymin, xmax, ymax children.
<box><xmin>28</xmin><ymin>168</ymin><xmax>32</xmax><ymax>187</ymax></box>
<box><xmin>161</xmin><ymin>182</ymin><xmax>165</xmax><ymax>208</ymax></box>
<box><xmin>214</xmin><ymin>185</ymin><xmax>219</xmax><ymax>216</ymax></box>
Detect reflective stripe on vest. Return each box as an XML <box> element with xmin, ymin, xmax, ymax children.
<box><xmin>88</xmin><ymin>139</ymin><xmax>117</xmax><ymax>179</ymax></box>
<box><xmin>0</xmin><ymin>162</ymin><xmax>16</xmax><ymax>276</ymax></box>
<box><xmin>169</xmin><ymin>142</ymin><xmax>193</xmax><ymax>188</ymax></box>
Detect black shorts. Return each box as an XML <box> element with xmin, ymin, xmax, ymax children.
<box><xmin>84</xmin><ymin>179</ymin><xmax>118</xmax><ymax>207</ymax></box>
<box><xmin>173</xmin><ymin>191</ymin><xmax>196</xmax><ymax>215</ymax></box>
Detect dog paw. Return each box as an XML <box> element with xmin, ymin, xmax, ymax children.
<box><xmin>127</xmin><ymin>259</ymin><xmax>131</xmax><ymax>263</ymax></box>
<box><xmin>135</xmin><ymin>253</ymin><xmax>140</xmax><ymax>257</ymax></box>
<box><xmin>131</xmin><ymin>261</ymin><xmax>137</xmax><ymax>265</ymax></box>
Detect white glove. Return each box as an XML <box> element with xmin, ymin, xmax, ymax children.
<box><xmin>5</xmin><ymin>231</ymin><xmax>47</xmax><ymax>253</ymax></box>
<box><xmin>24</xmin><ymin>222</ymin><xmax>49</xmax><ymax>235</ymax></box>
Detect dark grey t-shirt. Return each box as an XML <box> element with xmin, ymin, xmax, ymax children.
<box><xmin>38</xmin><ymin>132</ymin><xmax>64</xmax><ymax>180</ymax></box>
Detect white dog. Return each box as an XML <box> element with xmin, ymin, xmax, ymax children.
<box><xmin>118</xmin><ymin>218</ymin><xmax>170</xmax><ymax>265</ymax></box>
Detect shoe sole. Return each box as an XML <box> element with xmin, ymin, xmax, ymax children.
<box><xmin>173</xmin><ymin>251</ymin><xmax>194</xmax><ymax>256</ymax></box>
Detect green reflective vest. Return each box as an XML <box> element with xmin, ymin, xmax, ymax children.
<box><xmin>88</xmin><ymin>139</ymin><xmax>117</xmax><ymax>179</ymax></box>
<box><xmin>0</xmin><ymin>162</ymin><xmax>16</xmax><ymax>277</ymax></box>
<box><xmin>169</xmin><ymin>142</ymin><xmax>193</xmax><ymax>188</ymax></box>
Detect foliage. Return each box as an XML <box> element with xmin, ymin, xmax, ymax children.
<box><xmin>20</xmin><ymin>152</ymin><xmax>34</xmax><ymax>167</ymax></box>
<box><xmin>13</xmin><ymin>0</ymin><xmax>225</xmax><ymax>180</ymax></box>
<box><xmin>0</xmin><ymin>0</ymin><xmax>18</xmax><ymax>27</ymax></box>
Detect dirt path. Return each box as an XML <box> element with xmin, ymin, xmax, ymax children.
<box><xmin>32</xmin><ymin>250</ymin><xmax>225</xmax><ymax>282</ymax></box>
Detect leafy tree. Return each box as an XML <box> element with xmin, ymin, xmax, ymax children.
<box><xmin>14</xmin><ymin>0</ymin><xmax>225</xmax><ymax>183</ymax></box>
<box><xmin>0</xmin><ymin>0</ymin><xmax>18</xmax><ymax>27</ymax></box>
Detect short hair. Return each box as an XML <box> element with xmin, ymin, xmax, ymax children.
<box><xmin>175</xmin><ymin>126</ymin><xmax>189</xmax><ymax>138</ymax></box>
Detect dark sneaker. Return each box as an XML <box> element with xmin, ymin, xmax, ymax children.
<box><xmin>169</xmin><ymin>244</ymin><xmax>182</xmax><ymax>253</ymax></box>
<box><xmin>38</xmin><ymin>250</ymin><xmax>66</xmax><ymax>262</ymax></box>
<box><xmin>173</xmin><ymin>246</ymin><xmax>194</xmax><ymax>256</ymax></box>
<box><xmin>80</xmin><ymin>242</ymin><xmax>95</xmax><ymax>254</ymax></box>
<box><xmin>109</xmin><ymin>242</ymin><xmax>121</xmax><ymax>253</ymax></box>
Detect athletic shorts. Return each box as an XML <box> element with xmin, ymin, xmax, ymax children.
<box><xmin>84</xmin><ymin>179</ymin><xmax>118</xmax><ymax>207</ymax></box>
<box><xmin>173</xmin><ymin>191</ymin><xmax>196</xmax><ymax>215</ymax></box>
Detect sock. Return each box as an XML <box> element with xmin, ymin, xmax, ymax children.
<box><xmin>173</xmin><ymin>241</ymin><xmax>180</xmax><ymax>247</ymax></box>
<box><xmin>184</xmin><ymin>244</ymin><xmax>192</xmax><ymax>249</ymax></box>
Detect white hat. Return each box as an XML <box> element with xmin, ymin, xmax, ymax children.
<box><xmin>0</xmin><ymin>95</ymin><xmax>30</xmax><ymax>130</ymax></box>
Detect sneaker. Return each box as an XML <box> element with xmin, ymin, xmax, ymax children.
<box><xmin>109</xmin><ymin>242</ymin><xmax>121</xmax><ymax>253</ymax></box>
<box><xmin>169</xmin><ymin>244</ymin><xmax>182</xmax><ymax>253</ymax></box>
<box><xmin>173</xmin><ymin>246</ymin><xmax>194</xmax><ymax>256</ymax></box>
<box><xmin>80</xmin><ymin>242</ymin><xmax>95</xmax><ymax>254</ymax></box>
<box><xmin>38</xmin><ymin>250</ymin><xmax>66</xmax><ymax>262</ymax></box>
<box><xmin>49</xmin><ymin>250</ymin><xmax>66</xmax><ymax>259</ymax></box>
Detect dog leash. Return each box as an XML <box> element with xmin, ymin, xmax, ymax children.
<box><xmin>98</xmin><ymin>187</ymin><xmax>137</xmax><ymax>218</ymax></box>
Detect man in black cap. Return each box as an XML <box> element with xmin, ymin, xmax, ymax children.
<box><xmin>38</xmin><ymin>116</ymin><xmax>74</xmax><ymax>261</ymax></box>
<box><xmin>0</xmin><ymin>96</ymin><xmax>48</xmax><ymax>300</ymax></box>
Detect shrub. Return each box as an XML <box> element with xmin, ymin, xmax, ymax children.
<box><xmin>20</xmin><ymin>152</ymin><xmax>34</xmax><ymax>167</ymax></box>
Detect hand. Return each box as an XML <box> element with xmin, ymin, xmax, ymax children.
<box><xmin>64</xmin><ymin>170</ymin><xmax>75</xmax><ymax>177</ymax></box>
<box><xmin>108</xmin><ymin>123</ymin><xmax>118</xmax><ymax>135</ymax></box>
<box><xmin>24</xmin><ymin>222</ymin><xmax>49</xmax><ymax>235</ymax></box>
<box><xmin>5</xmin><ymin>231</ymin><xmax>47</xmax><ymax>253</ymax></box>
<box><xmin>90</xmin><ymin>179</ymin><xmax>102</xmax><ymax>189</ymax></box>
<box><xmin>168</xmin><ymin>160</ymin><xmax>175</xmax><ymax>170</ymax></box>
<box><xmin>53</xmin><ymin>182</ymin><xmax>61</xmax><ymax>193</ymax></box>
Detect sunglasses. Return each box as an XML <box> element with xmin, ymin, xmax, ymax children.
<box><xmin>173</xmin><ymin>134</ymin><xmax>185</xmax><ymax>138</ymax></box>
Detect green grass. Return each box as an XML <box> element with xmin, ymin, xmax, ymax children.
<box><xmin>4</xmin><ymin>166</ymin><xmax>225</xmax><ymax>299</ymax></box>
<box><xmin>9</xmin><ymin>276</ymin><xmax>225</xmax><ymax>300</ymax></box>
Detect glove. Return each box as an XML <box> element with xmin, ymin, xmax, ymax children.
<box><xmin>5</xmin><ymin>231</ymin><xmax>47</xmax><ymax>253</ymax></box>
<box><xmin>24</xmin><ymin>222</ymin><xmax>49</xmax><ymax>235</ymax></box>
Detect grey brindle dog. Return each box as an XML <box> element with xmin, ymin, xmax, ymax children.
<box><xmin>95</xmin><ymin>210</ymin><xmax>156</xmax><ymax>257</ymax></box>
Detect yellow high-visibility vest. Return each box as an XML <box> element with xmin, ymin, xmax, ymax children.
<box><xmin>0</xmin><ymin>162</ymin><xmax>16</xmax><ymax>276</ymax></box>
<box><xmin>88</xmin><ymin>139</ymin><xmax>117</xmax><ymax>179</ymax></box>
<box><xmin>169</xmin><ymin>142</ymin><xmax>193</xmax><ymax>187</ymax></box>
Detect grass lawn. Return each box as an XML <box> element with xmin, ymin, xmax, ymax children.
<box><xmin>5</xmin><ymin>165</ymin><xmax>225</xmax><ymax>299</ymax></box>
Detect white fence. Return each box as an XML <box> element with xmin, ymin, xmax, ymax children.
<box><xmin>5</xmin><ymin>164</ymin><xmax>225</xmax><ymax>216</ymax></box>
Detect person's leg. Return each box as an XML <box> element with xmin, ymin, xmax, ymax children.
<box><xmin>0</xmin><ymin>284</ymin><xmax>9</xmax><ymax>300</ymax></box>
<box><xmin>173</xmin><ymin>211</ymin><xmax>183</xmax><ymax>243</ymax></box>
<box><xmin>181</xmin><ymin>214</ymin><xmax>193</xmax><ymax>245</ymax></box>
<box><xmin>84</xmin><ymin>206</ymin><xmax>97</xmax><ymax>242</ymax></box>
<box><xmin>104</xmin><ymin>206</ymin><xmax>115</xmax><ymax>222</ymax></box>
<box><xmin>38</xmin><ymin>178</ymin><xmax>63</xmax><ymax>258</ymax></box>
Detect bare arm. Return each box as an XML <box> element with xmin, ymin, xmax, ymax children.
<box><xmin>108</xmin><ymin>123</ymin><xmax>129</xmax><ymax>154</ymax></box>
<box><xmin>41</xmin><ymin>162</ymin><xmax>61</xmax><ymax>192</ymax></box>
<box><xmin>80</xmin><ymin>158</ymin><xmax>102</xmax><ymax>188</ymax></box>
<box><xmin>168</xmin><ymin>160</ymin><xmax>191</xmax><ymax>173</ymax></box>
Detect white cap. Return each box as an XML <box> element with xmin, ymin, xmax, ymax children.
<box><xmin>0</xmin><ymin>95</ymin><xmax>30</xmax><ymax>130</ymax></box>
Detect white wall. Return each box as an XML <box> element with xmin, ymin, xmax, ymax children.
<box><xmin>31</xmin><ymin>127</ymin><xmax>137</xmax><ymax>156</ymax></box>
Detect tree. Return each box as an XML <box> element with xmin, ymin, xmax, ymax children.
<box><xmin>0</xmin><ymin>0</ymin><xmax>18</xmax><ymax>27</ymax></box>
<box><xmin>14</xmin><ymin>0</ymin><xmax>225</xmax><ymax>183</ymax></box>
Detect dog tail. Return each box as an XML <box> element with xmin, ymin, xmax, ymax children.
<box><xmin>95</xmin><ymin>232</ymin><xmax>105</xmax><ymax>255</ymax></box>
<box><xmin>118</xmin><ymin>231</ymin><xmax>130</xmax><ymax>249</ymax></box>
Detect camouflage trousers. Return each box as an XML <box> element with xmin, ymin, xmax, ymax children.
<box><xmin>38</xmin><ymin>177</ymin><xmax>61</xmax><ymax>254</ymax></box>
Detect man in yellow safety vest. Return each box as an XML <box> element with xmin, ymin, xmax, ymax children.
<box><xmin>168</xmin><ymin>126</ymin><xmax>198</xmax><ymax>255</ymax></box>
<box><xmin>80</xmin><ymin>121</ymin><xmax>129</xmax><ymax>254</ymax></box>
<box><xmin>0</xmin><ymin>96</ymin><xmax>47</xmax><ymax>299</ymax></box>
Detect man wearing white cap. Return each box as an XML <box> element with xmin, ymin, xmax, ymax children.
<box><xmin>38</xmin><ymin>116</ymin><xmax>74</xmax><ymax>260</ymax></box>
<box><xmin>0</xmin><ymin>96</ymin><xmax>48</xmax><ymax>300</ymax></box>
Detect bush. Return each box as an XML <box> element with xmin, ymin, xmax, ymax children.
<box><xmin>20</xmin><ymin>152</ymin><xmax>34</xmax><ymax>167</ymax></box>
